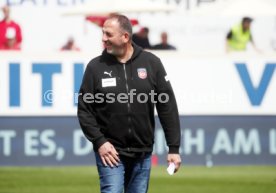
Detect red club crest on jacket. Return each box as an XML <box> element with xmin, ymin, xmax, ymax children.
<box><xmin>137</xmin><ymin>68</ymin><xmax>147</xmax><ymax>79</ymax></box>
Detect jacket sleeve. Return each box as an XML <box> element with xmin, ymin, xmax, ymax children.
<box><xmin>77</xmin><ymin>63</ymin><xmax>107</xmax><ymax>150</ymax></box>
<box><xmin>155</xmin><ymin>58</ymin><xmax>181</xmax><ymax>154</ymax></box>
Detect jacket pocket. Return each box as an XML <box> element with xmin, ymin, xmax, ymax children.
<box><xmin>105</xmin><ymin>113</ymin><xmax>128</xmax><ymax>146</ymax></box>
<box><xmin>131</xmin><ymin>112</ymin><xmax>154</xmax><ymax>147</ymax></box>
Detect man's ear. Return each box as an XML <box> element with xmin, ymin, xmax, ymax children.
<box><xmin>123</xmin><ymin>33</ymin><xmax>130</xmax><ymax>43</ymax></box>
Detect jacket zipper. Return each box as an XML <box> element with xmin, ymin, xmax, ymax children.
<box><xmin>123</xmin><ymin>63</ymin><xmax>132</xmax><ymax>152</ymax></box>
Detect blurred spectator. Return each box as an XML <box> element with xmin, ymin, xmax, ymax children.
<box><xmin>152</xmin><ymin>32</ymin><xmax>176</xmax><ymax>50</ymax></box>
<box><xmin>271</xmin><ymin>33</ymin><xmax>276</xmax><ymax>51</ymax></box>
<box><xmin>132</xmin><ymin>27</ymin><xmax>151</xmax><ymax>49</ymax></box>
<box><xmin>0</xmin><ymin>5</ymin><xmax>22</xmax><ymax>50</ymax></box>
<box><xmin>60</xmin><ymin>37</ymin><xmax>80</xmax><ymax>51</ymax></box>
<box><xmin>226</xmin><ymin>17</ymin><xmax>259</xmax><ymax>52</ymax></box>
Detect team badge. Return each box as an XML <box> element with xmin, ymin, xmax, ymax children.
<box><xmin>137</xmin><ymin>68</ymin><xmax>147</xmax><ymax>79</ymax></box>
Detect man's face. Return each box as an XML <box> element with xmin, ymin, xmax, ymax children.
<box><xmin>161</xmin><ymin>32</ymin><xmax>168</xmax><ymax>44</ymax></box>
<box><xmin>2</xmin><ymin>6</ymin><xmax>10</xmax><ymax>19</ymax></box>
<box><xmin>102</xmin><ymin>19</ymin><xmax>128</xmax><ymax>56</ymax></box>
<box><xmin>242</xmin><ymin>21</ymin><xmax>251</xmax><ymax>31</ymax></box>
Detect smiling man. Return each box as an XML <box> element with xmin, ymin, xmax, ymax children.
<box><xmin>78</xmin><ymin>14</ymin><xmax>181</xmax><ymax>193</ymax></box>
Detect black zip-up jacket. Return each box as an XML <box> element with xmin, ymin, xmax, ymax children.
<box><xmin>78</xmin><ymin>43</ymin><xmax>180</xmax><ymax>155</ymax></box>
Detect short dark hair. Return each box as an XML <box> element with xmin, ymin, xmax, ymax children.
<box><xmin>107</xmin><ymin>14</ymin><xmax>133</xmax><ymax>40</ymax></box>
<box><xmin>242</xmin><ymin>17</ymin><xmax>253</xmax><ymax>24</ymax></box>
<box><xmin>142</xmin><ymin>27</ymin><xmax>149</xmax><ymax>33</ymax></box>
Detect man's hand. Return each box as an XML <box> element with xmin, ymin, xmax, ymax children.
<box><xmin>167</xmin><ymin>154</ymin><xmax>181</xmax><ymax>173</ymax></box>
<box><xmin>98</xmin><ymin>142</ymin><xmax>120</xmax><ymax>167</ymax></box>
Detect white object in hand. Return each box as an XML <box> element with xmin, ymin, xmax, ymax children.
<box><xmin>6</xmin><ymin>27</ymin><xmax>16</xmax><ymax>39</ymax></box>
<box><xmin>167</xmin><ymin>162</ymin><xmax>175</xmax><ymax>175</ymax></box>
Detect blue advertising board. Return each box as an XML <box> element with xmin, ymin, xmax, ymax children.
<box><xmin>1</xmin><ymin>116</ymin><xmax>275</xmax><ymax>166</ymax></box>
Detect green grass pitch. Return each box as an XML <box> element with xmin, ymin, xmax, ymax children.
<box><xmin>0</xmin><ymin>166</ymin><xmax>275</xmax><ymax>193</ymax></box>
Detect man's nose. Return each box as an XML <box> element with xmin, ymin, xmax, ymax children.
<box><xmin>102</xmin><ymin>34</ymin><xmax>107</xmax><ymax>42</ymax></box>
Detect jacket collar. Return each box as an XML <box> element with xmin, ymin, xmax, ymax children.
<box><xmin>101</xmin><ymin>42</ymin><xmax>143</xmax><ymax>64</ymax></box>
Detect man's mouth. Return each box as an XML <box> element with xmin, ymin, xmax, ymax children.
<box><xmin>104</xmin><ymin>43</ymin><xmax>112</xmax><ymax>49</ymax></box>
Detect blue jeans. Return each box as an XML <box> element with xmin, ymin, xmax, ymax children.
<box><xmin>95</xmin><ymin>152</ymin><xmax>152</xmax><ymax>193</ymax></box>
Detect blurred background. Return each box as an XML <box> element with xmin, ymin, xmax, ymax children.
<box><xmin>0</xmin><ymin>0</ymin><xmax>276</xmax><ymax>176</ymax></box>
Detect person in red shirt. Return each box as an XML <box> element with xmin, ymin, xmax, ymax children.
<box><xmin>0</xmin><ymin>5</ymin><xmax>22</xmax><ymax>50</ymax></box>
<box><xmin>60</xmin><ymin>37</ymin><xmax>80</xmax><ymax>51</ymax></box>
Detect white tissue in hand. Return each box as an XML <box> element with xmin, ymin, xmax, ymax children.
<box><xmin>167</xmin><ymin>163</ymin><xmax>175</xmax><ymax>175</ymax></box>
<box><xmin>6</xmin><ymin>27</ymin><xmax>16</xmax><ymax>39</ymax></box>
